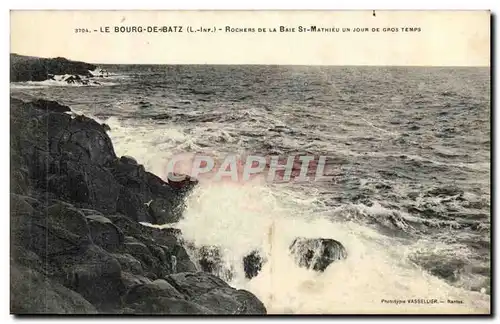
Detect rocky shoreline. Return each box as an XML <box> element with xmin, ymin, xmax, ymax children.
<box><xmin>10</xmin><ymin>97</ymin><xmax>267</xmax><ymax>314</ymax></box>
<box><xmin>10</xmin><ymin>55</ymin><xmax>349</xmax><ymax>314</ymax></box>
<box><xmin>11</xmin><ymin>54</ymin><xmax>98</xmax><ymax>83</ymax></box>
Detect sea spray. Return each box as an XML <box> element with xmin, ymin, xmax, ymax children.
<box><xmin>173</xmin><ymin>179</ymin><xmax>490</xmax><ymax>314</ymax></box>
<box><xmin>101</xmin><ymin>117</ymin><xmax>490</xmax><ymax>314</ymax></box>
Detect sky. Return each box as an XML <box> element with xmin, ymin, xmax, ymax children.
<box><xmin>10</xmin><ymin>10</ymin><xmax>490</xmax><ymax>66</ymax></box>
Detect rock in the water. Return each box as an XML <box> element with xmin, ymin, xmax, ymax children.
<box><xmin>289</xmin><ymin>237</ymin><xmax>347</xmax><ymax>272</ymax></box>
<box><xmin>243</xmin><ymin>250</ymin><xmax>266</xmax><ymax>279</ymax></box>
<box><xmin>102</xmin><ymin>123</ymin><xmax>111</xmax><ymax>131</ymax></box>
<box><xmin>198</xmin><ymin>245</ymin><xmax>222</xmax><ymax>273</ymax></box>
<box><xmin>197</xmin><ymin>246</ymin><xmax>234</xmax><ymax>281</ymax></box>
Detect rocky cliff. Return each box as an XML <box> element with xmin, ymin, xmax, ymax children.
<box><xmin>10</xmin><ymin>97</ymin><xmax>267</xmax><ymax>315</ymax></box>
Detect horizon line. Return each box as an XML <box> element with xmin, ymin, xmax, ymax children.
<box><xmin>10</xmin><ymin>53</ymin><xmax>491</xmax><ymax>68</ymax></box>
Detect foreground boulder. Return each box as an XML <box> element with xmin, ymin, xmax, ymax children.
<box><xmin>289</xmin><ymin>237</ymin><xmax>347</xmax><ymax>272</ymax></box>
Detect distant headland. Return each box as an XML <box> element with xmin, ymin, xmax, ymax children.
<box><xmin>10</xmin><ymin>53</ymin><xmax>97</xmax><ymax>82</ymax></box>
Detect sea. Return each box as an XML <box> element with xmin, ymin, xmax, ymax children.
<box><xmin>10</xmin><ymin>65</ymin><xmax>491</xmax><ymax>314</ymax></box>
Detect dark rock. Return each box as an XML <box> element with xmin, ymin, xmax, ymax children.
<box><xmin>58</xmin><ymin>114</ymin><xmax>117</xmax><ymax>166</ymax></box>
<box><xmin>55</xmin><ymin>159</ymin><xmax>122</xmax><ymax>214</ymax></box>
<box><xmin>79</xmin><ymin>208</ymin><xmax>104</xmax><ymax>216</ymax></box>
<box><xmin>11</xmin><ymin>264</ymin><xmax>97</xmax><ymax>314</ymax></box>
<box><xmin>64</xmin><ymin>75</ymin><xmax>87</xmax><ymax>84</ymax></box>
<box><xmin>86</xmin><ymin>214</ymin><xmax>124</xmax><ymax>252</ymax></box>
<box><xmin>197</xmin><ymin>246</ymin><xmax>233</xmax><ymax>281</ymax></box>
<box><xmin>47</xmin><ymin>203</ymin><xmax>90</xmax><ymax>239</ymax></box>
<box><xmin>148</xmin><ymin>198</ymin><xmax>180</xmax><ymax>224</ymax></box>
<box><xmin>149</xmin><ymin>244</ymin><xmax>167</xmax><ymax>265</ymax></box>
<box><xmin>165</xmin><ymin>272</ymin><xmax>230</xmax><ymax>299</ymax></box>
<box><xmin>102</xmin><ymin>123</ymin><xmax>111</xmax><ymax>132</ymax></box>
<box><xmin>144</xmin><ymin>272</ymin><xmax>158</xmax><ymax>280</ymax></box>
<box><xmin>32</xmin><ymin>99</ymin><xmax>71</xmax><ymax>113</ymax></box>
<box><xmin>9</xmin><ymin>95</ymin><xmax>266</xmax><ymax>314</ymax></box>
<box><xmin>243</xmin><ymin>250</ymin><xmax>266</xmax><ymax>279</ymax></box>
<box><xmin>167</xmin><ymin>172</ymin><xmax>198</xmax><ymax>191</ymax></box>
<box><xmin>198</xmin><ymin>246</ymin><xmax>222</xmax><ymax>273</ymax></box>
<box><xmin>191</xmin><ymin>287</ymin><xmax>266</xmax><ymax>314</ymax></box>
<box><xmin>112</xmin><ymin>160</ymin><xmax>146</xmax><ymax>188</ymax></box>
<box><xmin>120</xmin><ymin>155</ymin><xmax>138</xmax><ymax>165</ymax></box>
<box><xmin>50</xmin><ymin>244</ymin><xmax>122</xmax><ymax>310</ymax></box>
<box><xmin>124</xmin><ymin>279</ymin><xmax>185</xmax><ymax>305</ymax></box>
<box><xmin>127</xmin><ymin>297</ymin><xmax>214</xmax><ymax>315</ymax></box>
<box><xmin>10</xmin><ymin>167</ymin><xmax>29</xmax><ymax>195</ymax></box>
<box><xmin>108</xmin><ymin>214</ymin><xmax>151</xmax><ymax>237</ymax></box>
<box><xmin>123</xmin><ymin>241</ymin><xmax>159</xmax><ymax>274</ymax></box>
<box><xmin>10</xmin><ymin>194</ymin><xmax>38</xmax><ymax>245</ymax></box>
<box><xmin>12</xmin><ymin>198</ymin><xmax>90</xmax><ymax>259</ymax></box>
<box><xmin>11</xmin><ymin>246</ymin><xmax>44</xmax><ymax>271</ymax></box>
<box><xmin>150</xmin><ymin>228</ymin><xmax>180</xmax><ymax>246</ymax></box>
<box><xmin>289</xmin><ymin>237</ymin><xmax>347</xmax><ymax>272</ymax></box>
<box><xmin>116</xmin><ymin>186</ymin><xmax>151</xmax><ymax>222</ymax></box>
<box><xmin>109</xmin><ymin>157</ymin><xmax>196</xmax><ymax>224</ymax></box>
<box><xmin>112</xmin><ymin>253</ymin><xmax>144</xmax><ymax>275</ymax></box>
<box><xmin>120</xmin><ymin>271</ymin><xmax>152</xmax><ymax>290</ymax></box>
<box><xmin>171</xmin><ymin>245</ymin><xmax>197</xmax><ymax>273</ymax></box>
<box><xmin>159</xmin><ymin>244</ymin><xmax>196</xmax><ymax>274</ymax></box>
<box><xmin>165</xmin><ymin>272</ymin><xmax>266</xmax><ymax>314</ymax></box>
<box><xmin>125</xmin><ymin>241</ymin><xmax>152</xmax><ymax>258</ymax></box>
<box><xmin>28</xmin><ymin>223</ymin><xmax>85</xmax><ymax>257</ymax></box>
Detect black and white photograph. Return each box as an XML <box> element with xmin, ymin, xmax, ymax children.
<box><xmin>8</xmin><ymin>10</ymin><xmax>491</xmax><ymax>315</ymax></box>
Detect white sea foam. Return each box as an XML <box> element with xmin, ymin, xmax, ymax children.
<box><xmin>10</xmin><ymin>72</ymin><xmax>123</xmax><ymax>89</ymax></box>
<box><xmin>10</xmin><ymin>79</ymin><xmax>118</xmax><ymax>89</ymax></box>
<box><xmin>103</xmin><ymin>110</ymin><xmax>490</xmax><ymax>315</ymax></box>
<box><xmin>174</xmin><ymin>180</ymin><xmax>490</xmax><ymax>314</ymax></box>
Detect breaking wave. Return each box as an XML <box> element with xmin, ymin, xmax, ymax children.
<box><xmin>101</xmin><ymin>116</ymin><xmax>490</xmax><ymax>314</ymax></box>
